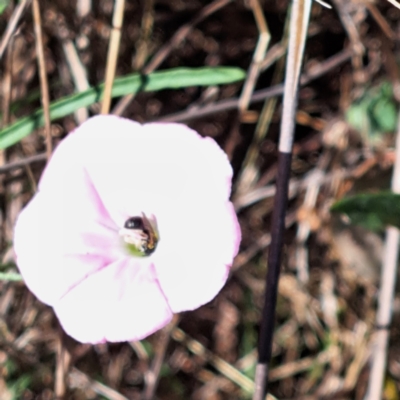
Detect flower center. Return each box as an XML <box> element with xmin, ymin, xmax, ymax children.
<box><xmin>119</xmin><ymin>215</ymin><xmax>159</xmax><ymax>257</ymax></box>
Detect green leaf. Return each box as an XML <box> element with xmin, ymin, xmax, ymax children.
<box><xmin>331</xmin><ymin>192</ymin><xmax>400</xmax><ymax>231</ymax></box>
<box><xmin>371</xmin><ymin>95</ymin><xmax>397</xmax><ymax>132</ymax></box>
<box><xmin>345</xmin><ymin>82</ymin><xmax>397</xmax><ymax>142</ymax></box>
<box><xmin>8</xmin><ymin>374</ymin><xmax>32</xmax><ymax>400</ymax></box>
<box><xmin>0</xmin><ymin>0</ymin><xmax>9</xmax><ymax>15</ymax></box>
<box><xmin>0</xmin><ymin>272</ymin><xmax>23</xmax><ymax>281</ymax></box>
<box><xmin>0</xmin><ymin>66</ymin><xmax>245</xmax><ymax>150</ymax></box>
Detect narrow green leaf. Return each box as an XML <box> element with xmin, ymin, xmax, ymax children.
<box><xmin>331</xmin><ymin>192</ymin><xmax>400</xmax><ymax>231</ymax></box>
<box><xmin>0</xmin><ymin>67</ymin><xmax>245</xmax><ymax>150</ymax></box>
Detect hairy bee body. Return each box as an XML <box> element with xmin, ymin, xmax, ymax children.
<box><xmin>122</xmin><ymin>216</ymin><xmax>158</xmax><ymax>256</ymax></box>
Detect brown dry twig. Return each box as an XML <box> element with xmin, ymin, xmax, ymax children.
<box><xmin>32</xmin><ymin>0</ymin><xmax>52</xmax><ymax>160</ymax></box>
<box><xmin>238</xmin><ymin>0</ymin><xmax>270</xmax><ymax>115</ymax></box>
<box><xmin>0</xmin><ymin>0</ymin><xmax>30</xmax><ymax>61</ymax></box>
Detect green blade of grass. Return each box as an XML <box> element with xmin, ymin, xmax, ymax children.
<box><xmin>0</xmin><ymin>66</ymin><xmax>245</xmax><ymax>150</ymax></box>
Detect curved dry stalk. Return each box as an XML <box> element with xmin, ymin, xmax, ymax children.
<box><xmin>101</xmin><ymin>0</ymin><xmax>126</xmax><ymax>115</ymax></box>
<box><xmin>32</xmin><ymin>0</ymin><xmax>52</xmax><ymax>160</ymax></box>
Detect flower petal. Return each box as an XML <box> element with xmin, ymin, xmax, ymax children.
<box><xmin>50</xmin><ymin>116</ymin><xmax>234</xmax><ymax>227</ymax></box>
<box><xmin>14</xmin><ymin>115</ymin><xmax>241</xmax><ymax>344</ymax></box>
<box><xmin>53</xmin><ymin>259</ymin><xmax>173</xmax><ymax>343</ymax></box>
<box><xmin>153</xmin><ymin>201</ymin><xmax>241</xmax><ymax>312</ymax></box>
<box><xmin>14</xmin><ymin>165</ymin><xmax>122</xmax><ymax>305</ymax></box>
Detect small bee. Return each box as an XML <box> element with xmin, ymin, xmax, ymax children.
<box><xmin>120</xmin><ymin>214</ymin><xmax>158</xmax><ymax>256</ymax></box>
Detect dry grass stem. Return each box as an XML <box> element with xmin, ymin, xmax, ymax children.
<box><xmin>69</xmin><ymin>368</ymin><xmax>129</xmax><ymax>400</ymax></box>
<box><xmin>132</xmin><ymin>0</ymin><xmax>155</xmax><ymax>71</ymax></box>
<box><xmin>171</xmin><ymin>327</ymin><xmax>255</xmax><ymax>394</ymax></box>
<box><xmin>62</xmin><ymin>40</ymin><xmax>90</xmax><ymax>123</ymax></box>
<box><xmin>331</xmin><ymin>0</ymin><xmax>365</xmax><ymax>82</ymax></box>
<box><xmin>364</xmin><ymin>110</ymin><xmax>400</xmax><ymax>399</ymax></box>
<box><xmin>101</xmin><ymin>0</ymin><xmax>125</xmax><ymax>115</ymax></box>
<box><xmin>0</xmin><ymin>36</ymin><xmax>14</xmax><ymax>172</ymax></box>
<box><xmin>278</xmin><ymin>0</ymin><xmax>312</xmax><ymax>154</ymax></box>
<box><xmin>32</xmin><ymin>0</ymin><xmax>52</xmax><ymax>160</ymax></box>
<box><xmin>0</xmin><ymin>0</ymin><xmax>30</xmax><ymax>61</ymax></box>
<box><xmin>55</xmin><ymin>333</ymin><xmax>72</xmax><ymax>398</ymax></box>
<box><xmin>143</xmin><ymin>317</ymin><xmax>178</xmax><ymax>400</ymax></box>
<box><xmin>238</xmin><ymin>0</ymin><xmax>270</xmax><ymax>114</ymax></box>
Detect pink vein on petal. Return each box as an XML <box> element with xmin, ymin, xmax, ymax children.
<box><xmin>53</xmin><ymin>258</ymin><xmax>173</xmax><ymax>343</ymax></box>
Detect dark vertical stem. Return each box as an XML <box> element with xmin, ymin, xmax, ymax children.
<box><xmin>256</xmin><ymin>150</ymin><xmax>292</xmax><ymax>395</ymax></box>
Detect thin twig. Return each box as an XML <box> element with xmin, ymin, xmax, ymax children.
<box><xmin>238</xmin><ymin>0</ymin><xmax>270</xmax><ymax>114</ymax></box>
<box><xmin>331</xmin><ymin>0</ymin><xmax>364</xmax><ymax>79</ymax></box>
<box><xmin>171</xmin><ymin>327</ymin><xmax>255</xmax><ymax>395</ymax></box>
<box><xmin>55</xmin><ymin>329</ymin><xmax>72</xmax><ymax>399</ymax></box>
<box><xmin>32</xmin><ymin>0</ymin><xmax>52</xmax><ymax>160</ymax></box>
<box><xmin>69</xmin><ymin>368</ymin><xmax>129</xmax><ymax>400</ymax></box>
<box><xmin>101</xmin><ymin>0</ymin><xmax>125</xmax><ymax>114</ymax></box>
<box><xmin>62</xmin><ymin>39</ymin><xmax>90</xmax><ymax>123</ymax></box>
<box><xmin>112</xmin><ymin>0</ymin><xmax>233</xmax><ymax>116</ymax></box>
<box><xmin>253</xmin><ymin>0</ymin><xmax>312</xmax><ymax>398</ymax></box>
<box><xmin>0</xmin><ymin>153</ymin><xmax>46</xmax><ymax>174</ymax></box>
<box><xmin>132</xmin><ymin>0</ymin><xmax>155</xmax><ymax>71</ymax></box>
<box><xmin>143</xmin><ymin>317</ymin><xmax>178</xmax><ymax>400</ymax></box>
<box><xmin>0</xmin><ymin>0</ymin><xmax>30</xmax><ymax>61</ymax></box>
<box><xmin>1</xmin><ymin>35</ymin><xmax>13</xmax><ymax>131</ymax></box>
<box><xmin>364</xmin><ymin>105</ymin><xmax>400</xmax><ymax>399</ymax></box>
<box><xmin>295</xmin><ymin>155</ymin><xmax>331</xmax><ymax>283</ymax></box>
<box><xmin>235</xmin><ymin>14</ymin><xmax>289</xmax><ymax>197</ymax></box>
<box><xmin>0</xmin><ymin>33</ymin><xmax>14</xmax><ymax>171</ymax></box>
<box><xmin>1</xmin><ymin>36</ymin><xmax>37</xmax><ymax>191</ymax></box>
<box><xmin>365</xmin><ymin>3</ymin><xmax>395</xmax><ymax>40</ymax></box>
